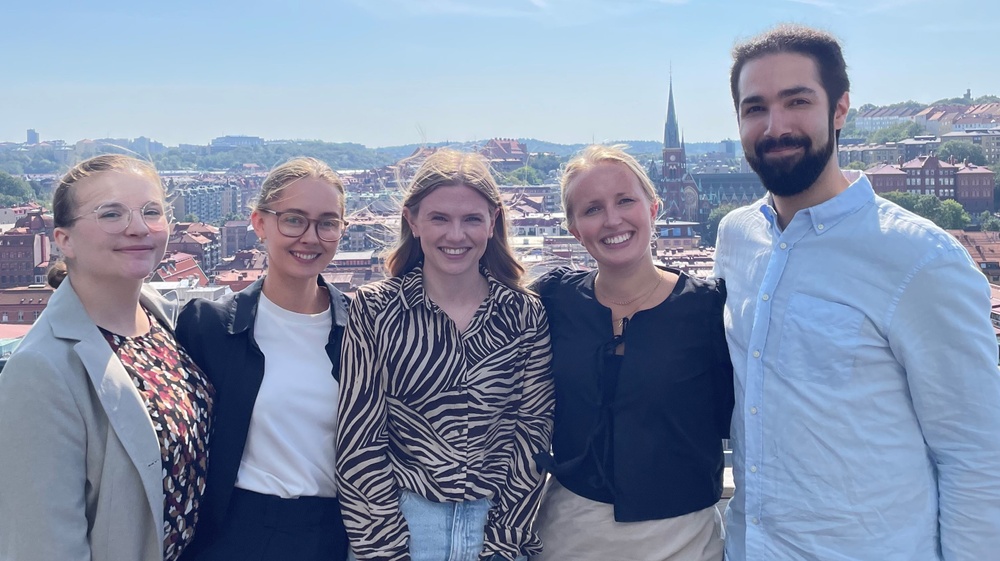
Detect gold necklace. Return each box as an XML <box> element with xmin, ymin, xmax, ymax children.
<box><xmin>598</xmin><ymin>271</ymin><xmax>662</xmax><ymax>306</ymax></box>
<box><xmin>602</xmin><ymin>272</ymin><xmax>664</xmax><ymax>332</ymax></box>
<box><xmin>618</xmin><ymin>273</ymin><xmax>663</xmax><ymax>335</ymax></box>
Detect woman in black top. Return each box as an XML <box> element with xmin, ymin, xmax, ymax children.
<box><xmin>531</xmin><ymin>145</ymin><xmax>733</xmax><ymax>561</ymax></box>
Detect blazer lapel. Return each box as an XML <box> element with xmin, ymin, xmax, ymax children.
<box><xmin>48</xmin><ymin>281</ymin><xmax>165</xmax><ymax>539</ymax></box>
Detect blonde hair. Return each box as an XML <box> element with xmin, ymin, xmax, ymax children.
<box><xmin>560</xmin><ymin>144</ymin><xmax>659</xmax><ymax>227</ymax></box>
<box><xmin>49</xmin><ymin>154</ymin><xmax>165</xmax><ymax>287</ymax></box>
<box><xmin>385</xmin><ymin>149</ymin><xmax>526</xmax><ymax>292</ymax></box>
<box><xmin>53</xmin><ymin>154</ymin><xmax>163</xmax><ymax>228</ymax></box>
<box><xmin>253</xmin><ymin>157</ymin><xmax>346</xmax><ymax>213</ymax></box>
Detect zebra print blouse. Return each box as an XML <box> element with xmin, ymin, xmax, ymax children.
<box><xmin>336</xmin><ymin>267</ymin><xmax>554</xmax><ymax>561</ymax></box>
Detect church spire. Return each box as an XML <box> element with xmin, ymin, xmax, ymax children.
<box><xmin>664</xmin><ymin>71</ymin><xmax>681</xmax><ymax>149</ymax></box>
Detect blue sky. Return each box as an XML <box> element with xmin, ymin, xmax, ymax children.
<box><xmin>1</xmin><ymin>0</ymin><xmax>994</xmax><ymax>148</ymax></box>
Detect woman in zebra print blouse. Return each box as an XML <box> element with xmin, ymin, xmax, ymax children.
<box><xmin>336</xmin><ymin>150</ymin><xmax>555</xmax><ymax>561</ymax></box>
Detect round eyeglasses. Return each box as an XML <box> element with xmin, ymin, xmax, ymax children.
<box><xmin>72</xmin><ymin>201</ymin><xmax>170</xmax><ymax>234</ymax></box>
<box><xmin>258</xmin><ymin>208</ymin><xmax>348</xmax><ymax>242</ymax></box>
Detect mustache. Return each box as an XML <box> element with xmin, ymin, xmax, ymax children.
<box><xmin>756</xmin><ymin>135</ymin><xmax>810</xmax><ymax>155</ymax></box>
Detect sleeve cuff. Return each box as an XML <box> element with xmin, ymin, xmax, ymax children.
<box><xmin>481</xmin><ymin>522</ymin><xmax>542</xmax><ymax>560</ymax></box>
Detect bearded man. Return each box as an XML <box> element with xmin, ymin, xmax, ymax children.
<box><xmin>714</xmin><ymin>24</ymin><xmax>1000</xmax><ymax>561</ymax></box>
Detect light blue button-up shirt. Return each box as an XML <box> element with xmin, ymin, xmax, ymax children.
<box><xmin>714</xmin><ymin>175</ymin><xmax>1000</xmax><ymax>561</ymax></box>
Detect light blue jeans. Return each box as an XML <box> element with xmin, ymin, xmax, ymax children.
<box><xmin>349</xmin><ymin>490</ymin><xmax>526</xmax><ymax>561</ymax></box>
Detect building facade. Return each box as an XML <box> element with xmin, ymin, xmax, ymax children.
<box><xmin>864</xmin><ymin>155</ymin><xmax>994</xmax><ymax>213</ymax></box>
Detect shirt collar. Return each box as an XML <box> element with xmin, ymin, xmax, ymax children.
<box><xmin>399</xmin><ymin>265</ymin><xmax>517</xmax><ymax>311</ymax></box>
<box><xmin>757</xmin><ymin>174</ymin><xmax>875</xmax><ymax>235</ymax></box>
<box><xmin>227</xmin><ymin>274</ymin><xmax>347</xmax><ymax>334</ymax></box>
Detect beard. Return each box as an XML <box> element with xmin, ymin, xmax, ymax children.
<box><xmin>745</xmin><ymin>115</ymin><xmax>836</xmax><ymax>198</ymax></box>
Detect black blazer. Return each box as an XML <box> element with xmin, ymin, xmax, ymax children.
<box><xmin>174</xmin><ymin>275</ymin><xmax>349</xmax><ymax>552</ymax></box>
<box><xmin>532</xmin><ymin>267</ymin><xmax>734</xmax><ymax>523</ymax></box>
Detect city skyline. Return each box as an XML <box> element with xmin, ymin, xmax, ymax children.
<box><xmin>3</xmin><ymin>0</ymin><xmax>995</xmax><ymax>148</ymax></box>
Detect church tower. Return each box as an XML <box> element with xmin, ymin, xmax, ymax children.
<box><xmin>658</xmin><ymin>74</ymin><xmax>700</xmax><ymax>222</ymax></box>
<box><xmin>662</xmin><ymin>75</ymin><xmax>685</xmax><ymax>180</ymax></box>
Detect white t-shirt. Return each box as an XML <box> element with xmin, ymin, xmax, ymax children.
<box><xmin>234</xmin><ymin>292</ymin><xmax>339</xmax><ymax>498</ymax></box>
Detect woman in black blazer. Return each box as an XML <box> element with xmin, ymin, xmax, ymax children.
<box><xmin>530</xmin><ymin>145</ymin><xmax>733</xmax><ymax>561</ymax></box>
<box><xmin>176</xmin><ymin>157</ymin><xmax>351</xmax><ymax>561</ymax></box>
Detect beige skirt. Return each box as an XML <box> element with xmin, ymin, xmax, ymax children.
<box><xmin>531</xmin><ymin>478</ymin><xmax>724</xmax><ymax>561</ymax></box>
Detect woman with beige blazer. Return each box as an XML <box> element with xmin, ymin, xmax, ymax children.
<box><xmin>0</xmin><ymin>155</ymin><xmax>215</xmax><ymax>561</ymax></box>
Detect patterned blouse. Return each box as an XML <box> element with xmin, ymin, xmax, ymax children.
<box><xmin>102</xmin><ymin>313</ymin><xmax>215</xmax><ymax>561</ymax></box>
<box><xmin>336</xmin><ymin>267</ymin><xmax>554</xmax><ymax>561</ymax></box>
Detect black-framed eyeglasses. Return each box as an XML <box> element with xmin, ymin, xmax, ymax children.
<box><xmin>258</xmin><ymin>208</ymin><xmax>348</xmax><ymax>242</ymax></box>
<box><xmin>71</xmin><ymin>201</ymin><xmax>170</xmax><ymax>234</ymax></box>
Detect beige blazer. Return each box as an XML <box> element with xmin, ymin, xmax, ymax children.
<box><xmin>0</xmin><ymin>279</ymin><xmax>177</xmax><ymax>561</ymax></box>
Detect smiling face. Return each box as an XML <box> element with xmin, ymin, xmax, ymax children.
<box><xmin>737</xmin><ymin>52</ymin><xmax>848</xmax><ymax>198</ymax></box>
<box><xmin>251</xmin><ymin>177</ymin><xmax>344</xmax><ymax>283</ymax></box>
<box><xmin>53</xmin><ymin>170</ymin><xmax>169</xmax><ymax>285</ymax></box>
<box><xmin>403</xmin><ymin>183</ymin><xmax>497</xmax><ymax>284</ymax></box>
<box><xmin>564</xmin><ymin>161</ymin><xmax>658</xmax><ymax>270</ymax></box>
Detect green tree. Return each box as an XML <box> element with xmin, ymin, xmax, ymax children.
<box><xmin>936</xmin><ymin>199</ymin><xmax>970</xmax><ymax>229</ymax></box>
<box><xmin>880</xmin><ymin>191</ymin><xmax>921</xmax><ymax>212</ymax></box>
<box><xmin>937</xmin><ymin>141</ymin><xmax>988</xmax><ymax>166</ymax></box>
<box><xmin>844</xmin><ymin>161</ymin><xmax>869</xmax><ymax>171</ymax></box>
<box><xmin>527</xmin><ymin>154</ymin><xmax>564</xmax><ymax>175</ymax></box>
<box><xmin>887</xmin><ymin>100</ymin><xmax>925</xmax><ymax>110</ymax></box>
<box><xmin>500</xmin><ymin>166</ymin><xmax>543</xmax><ymax>185</ymax></box>
<box><xmin>24</xmin><ymin>158</ymin><xmax>59</xmax><ymax>174</ymax></box>
<box><xmin>993</xmin><ymin>170</ymin><xmax>1000</xmax><ymax>210</ymax></box>
<box><xmin>703</xmin><ymin>203</ymin><xmax>739</xmax><ymax>247</ymax></box>
<box><xmin>868</xmin><ymin>121</ymin><xmax>925</xmax><ymax>145</ymax></box>
<box><xmin>0</xmin><ymin>160</ymin><xmax>25</xmax><ymax>175</ymax></box>
<box><xmin>0</xmin><ymin>171</ymin><xmax>36</xmax><ymax>206</ymax></box>
<box><xmin>183</xmin><ymin>213</ymin><xmax>199</xmax><ymax>223</ymax></box>
<box><xmin>882</xmin><ymin>191</ymin><xmax>970</xmax><ymax>229</ymax></box>
<box><xmin>930</xmin><ymin>94</ymin><xmax>1000</xmax><ymax>105</ymax></box>
<box><xmin>913</xmin><ymin>194</ymin><xmax>942</xmax><ymax>221</ymax></box>
<box><xmin>978</xmin><ymin>211</ymin><xmax>1000</xmax><ymax>231</ymax></box>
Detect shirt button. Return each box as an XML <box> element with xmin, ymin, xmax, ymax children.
<box><xmin>750</xmin><ymin>465</ymin><xmax>758</xmax><ymax>473</ymax></box>
<box><xmin>752</xmin><ymin>517</ymin><xmax>760</xmax><ymax>525</ymax></box>
<box><xmin>817</xmin><ymin>224</ymin><xmax>825</xmax><ymax>230</ymax></box>
<box><xmin>761</xmin><ymin>294</ymin><xmax>769</xmax><ymax>301</ymax></box>
<box><xmin>779</xmin><ymin>242</ymin><xmax>787</xmax><ymax>249</ymax></box>
<box><xmin>750</xmin><ymin>406</ymin><xmax>758</xmax><ymax>415</ymax></box>
<box><xmin>752</xmin><ymin>350</ymin><xmax>761</xmax><ymax>358</ymax></box>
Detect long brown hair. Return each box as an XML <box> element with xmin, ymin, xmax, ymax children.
<box><xmin>385</xmin><ymin>149</ymin><xmax>526</xmax><ymax>292</ymax></box>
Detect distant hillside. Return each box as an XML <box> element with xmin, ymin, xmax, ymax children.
<box><xmin>375</xmin><ymin>139</ymin><xmax>687</xmax><ymax>159</ymax></box>
<box><xmin>373</xmin><ymin>141</ymin><xmax>480</xmax><ymax>161</ymax></box>
<box><xmin>1</xmin><ymin>136</ymin><xmax>739</xmax><ymax>176</ymax></box>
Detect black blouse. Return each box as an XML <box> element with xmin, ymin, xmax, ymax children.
<box><xmin>532</xmin><ymin>267</ymin><xmax>734</xmax><ymax>522</ymax></box>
